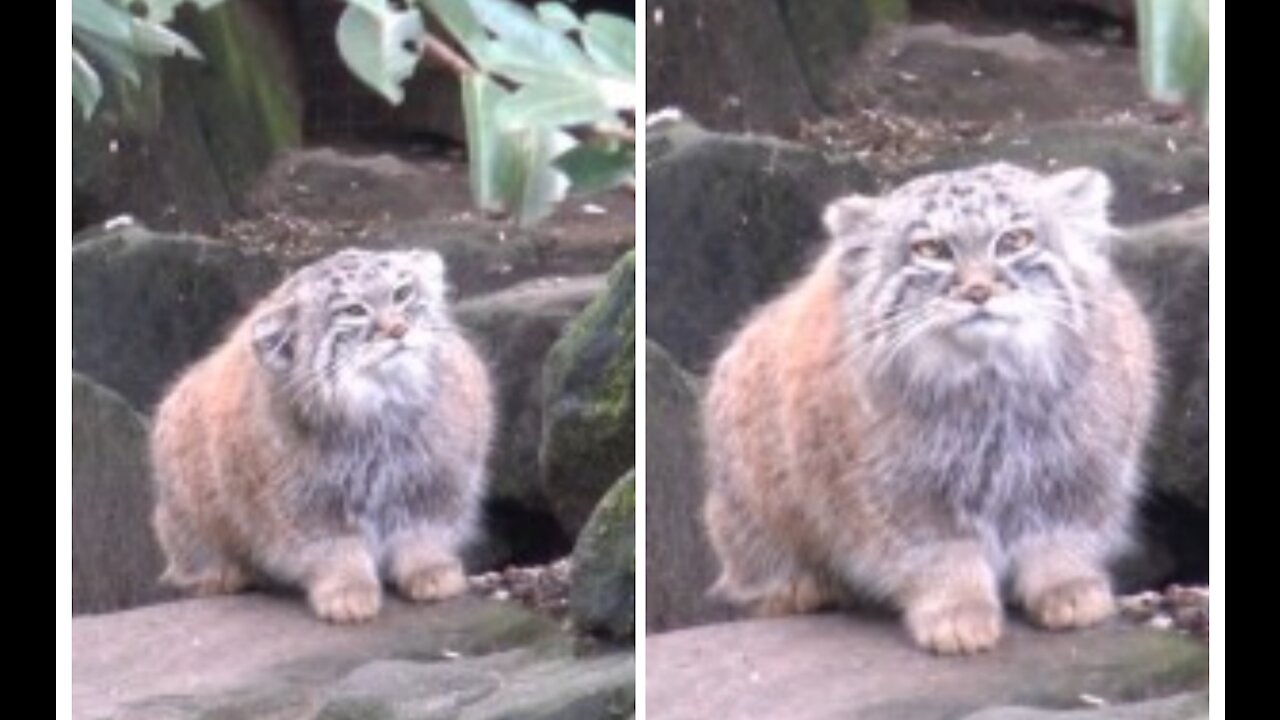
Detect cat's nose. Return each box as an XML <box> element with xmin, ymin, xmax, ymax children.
<box><xmin>960</xmin><ymin>282</ymin><xmax>994</xmax><ymax>305</ymax></box>
<box><xmin>378</xmin><ymin>313</ymin><xmax>409</xmax><ymax>339</ymax></box>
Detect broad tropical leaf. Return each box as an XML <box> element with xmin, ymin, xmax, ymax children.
<box><xmin>72</xmin><ymin>48</ymin><xmax>103</xmax><ymax>119</ymax></box>
<box><xmin>581</xmin><ymin>12</ymin><xmax>634</xmax><ymax>77</ymax></box>
<box><xmin>496</xmin><ymin>79</ymin><xmax>617</xmax><ymax>130</ymax></box>
<box><xmin>535</xmin><ymin>2</ymin><xmax>582</xmax><ymax>33</ymax></box>
<box><xmin>336</xmin><ymin>0</ymin><xmax>428</xmax><ymax>105</ymax></box>
<box><xmin>1138</xmin><ymin>0</ymin><xmax>1209</xmax><ymax>115</ymax></box>
<box><xmin>555</xmin><ymin>141</ymin><xmax>634</xmax><ymax>195</ymax></box>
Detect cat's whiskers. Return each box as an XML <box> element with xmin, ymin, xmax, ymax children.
<box><xmin>284</xmin><ymin>351</ymin><xmax>365</xmax><ymax>421</ymax></box>
<box><xmin>874</xmin><ymin>312</ymin><xmax>941</xmax><ymax>375</ymax></box>
<box><xmin>1026</xmin><ymin>296</ymin><xmax>1087</xmax><ymax>337</ymax></box>
<box><xmin>853</xmin><ymin>305</ymin><xmax>940</xmax><ymax>376</ymax></box>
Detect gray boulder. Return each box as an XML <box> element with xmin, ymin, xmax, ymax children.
<box><xmin>71</xmin><ymin>225</ymin><xmax>282</xmax><ymax>412</ymax></box>
<box><xmin>1115</xmin><ymin>208</ymin><xmax>1210</xmax><ymax>513</ymax></box>
<box><xmin>570</xmin><ymin>471</ymin><xmax>637</xmax><ymax>640</ymax></box>
<box><xmin>645</xmin><ymin>342</ymin><xmax>732</xmax><ymax>633</ymax></box>
<box><xmin>455</xmin><ymin>276</ymin><xmax>605</xmax><ymax>569</ymax></box>
<box><xmin>646</xmin><ymin>617</ymin><xmax>1207</xmax><ymax>720</ymax></box>
<box><xmin>1112</xmin><ymin>208</ymin><xmax>1210</xmax><ymax>588</ymax></box>
<box><xmin>71</xmin><ymin>374</ymin><xmax>166</xmax><ymax>615</ymax></box>
<box><xmin>540</xmin><ymin>253</ymin><xmax>636</xmax><ymax>535</ymax></box>
<box><xmin>646</xmin><ymin>127</ymin><xmax>872</xmax><ymax>371</ymax></box>
<box><xmin>72</xmin><ymin>594</ymin><xmax>633</xmax><ymax>720</ymax></box>
<box><xmin>458</xmin><ymin>276</ymin><xmax>607</xmax><ymax>512</ymax></box>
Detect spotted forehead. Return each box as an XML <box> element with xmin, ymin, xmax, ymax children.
<box><xmin>890</xmin><ymin>165</ymin><xmax>1036</xmax><ymax>234</ymax></box>
<box><xmin>295</xmin><ymin>251</ymin><xmax>412</xmax><ymax>293</ymax></box>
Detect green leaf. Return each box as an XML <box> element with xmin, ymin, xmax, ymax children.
<box><xmin>72</xmin><ymin>48</ymin><xmax>103</xmax><ymax>120</ymax></box>
<box><xmin>74</xmin><ymin>29</ymin><xmax>143</xmax><ymax>87</ymax></box>
<box><xmin>128</xmin><ymin>18</ymin><xmax>205</xmax><ymax>60</ymax></box>
<box><xmin>456</xmin><ymin>0</ymin><xmax>634</xmax><ymax>114</ymax></box>
<box><xmin>1137</xmin><ymin>0</ymin><xmax>1209</xmax><ymax>115</ymax></box>
<box><xmin>536</xmin><ymin>2</ymin><xmax>581</xmax><ymax>32</ymax></box>
<box><xmin>510</xmin><ymin>126</ymin><xmax>576</xmax><ymax>226</ymax></box>
<box><xmin>72</xmin><ymin>0</ymin><xmax>135</xmax><ymax>43</ymax></box>
<box><xmin>554</xmin><ymin>142</ymin><xmax>634</xmax><ymax>195</ymax></box>
<box><xmin>581</xmin><ymin>12</ymin><xmax>634</xmax><ymax>76</ymax></box>
<box><xmin>496</xmin><ymin>79</ymin><xmax>616</xmax><ymax>130</ymax></box>
<box><xmin>478</xmin><ymin>42</ymin><xmax>575</xmax><ymax>85</ymax></box>
<box><xmin>335</xmin><ymin>1</ymin><xmax>427</xmax><ymax>105</ymax></box>
<box><xmin>470</xmin><ymin>0</ymin><xmax>593</xmax><ymax>73</ymax></box>
<box><xmin>479</xmin><ymin>43</ymin><xmax>634</xmax><ymax>112</ymax></box>
<box><xmin>424</xmin><ymin>0</ymin><xmax>487</xmax><ymax>51</ymax></box>
<box><xmin>462</xmin><ymin>72</ymin><xmax>518</xmax><ymax>212</ymax></box>
<box><xmin>459</xmin><ymin>72</ymin><xmax>574</xmax><ymax>225</ymax></box>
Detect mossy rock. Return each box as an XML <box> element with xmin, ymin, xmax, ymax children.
<box><xmin>539</xmin><ymin>253</ymin><xmax>636</xmax><ymax>535</ymax></box>
<box><xmin>570</xmin><ymin>471</ymin><xmax>637</xmax><ymax>641</ymax></box>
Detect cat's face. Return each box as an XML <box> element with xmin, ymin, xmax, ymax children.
<box><xmin>825</xmin><ymin>163</ymin><xmax>1114</xmax><ymax>382</ymax></box>
<box><xmin>251</xmin><ymin>249</ymin><xmax>450</xmax><ymax>420</ymax></box>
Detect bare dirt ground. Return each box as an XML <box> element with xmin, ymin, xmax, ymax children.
<box><xmin>218</xmin><ymin>145</ymin><xmax>635</xmax><ymax>287</ymax></box>
<box><xmin>799</xmin><ymin>5</ymin><xmax>1204</xmax><ymax>176</ymax></box>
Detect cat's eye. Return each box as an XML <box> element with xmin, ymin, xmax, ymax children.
<box><xmin>995</xmin><ymin>228</ymin><xmax>1036</xmax><ymax>256</ymax></box>
<box><xmin>392</xmin><ymin>284</ymin><xmax>416</xmax><ymax>303</ymax></box>
<box><xmin>910</xmin><ymin>238</ymin><xmax>951</xmax><ymax>260</ymax></box>
<box><xmin>335</xmin><ymin>303</ymin><xmax>370</xmax><ymax>319</ymax></box>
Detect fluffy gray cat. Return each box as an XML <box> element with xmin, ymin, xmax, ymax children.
<box><xmin>703</xmin><ymin>163</ymin><xmax>1158</xmax><ymax>654</ymax></box>
<box><xmin>151</xmin><ymin>248</ymin><xmax>492</xmax><ymax>623</ymax></box>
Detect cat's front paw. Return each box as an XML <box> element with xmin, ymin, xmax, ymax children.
<box><xmin>309</xmin><ymin>576</ymin><xmax>383</xmax><ymax>624</ymax></box>
<box><xmin>906</xmin><ymin>600</ymin><xmax>1004</xmax><ymax>655</ymax></box>
<box><xmin>397</xmin><ymin>561</ymin><xmax>467</xmax><ymax>602</ymax></box>
<box><xmin>1025</xmin><ymin>577</ymin><xmax>1114</xmax><ymax>630</ymax></box>
<box><xmin>754</xmin><ymin>575</ymin><xmax>836</xmax><ymax>617</ymax></box>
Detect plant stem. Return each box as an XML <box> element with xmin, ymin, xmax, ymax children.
<box><xmin>421</xmin><ymin>35</ymin><xmax>474</xmax><ymax>76</ymax></box>
<box><xmin>591</xmin><ymin>125</ymin><xmax>636</xmax><ymax>143</ymax></box>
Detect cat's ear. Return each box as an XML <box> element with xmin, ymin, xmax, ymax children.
<box><xmin>823</xmin><ymin>194</ymin><xmax>878</xmax><ymax>239</ymax></box>
<box><xmin>408</xmin><ymin>250</ymin><xmax>447</xmax><ymax>302</ymax></box>
<box><xmin>251</xmin><ymin>303</ymin><xmax>298</xmax><ymax>373</ymax></box>
<box><xmin>1038</xmin><ymin>167</ymin><xmax>1112</xmax><ymax>221</ymax></box>
<box><xmin>1038</xmin><ymin>168</ymin><xmax>1115</xmax><ymax>261</ymax></box>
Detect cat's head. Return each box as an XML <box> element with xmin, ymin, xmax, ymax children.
<box><xmin>823</xmin><ymin>163</ymin><xmax>1114</xmax><ymax>386</ymax></box>
<box><xmin>249</xmin><ymin>248</ymin><xmax>451</xmax><ymax>420</ymax></box>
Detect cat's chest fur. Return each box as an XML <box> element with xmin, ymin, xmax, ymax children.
<box><xmin>300</xmin><ymin>415</ymin><xmax>452</xmax><ymax>543</ymax></box>
<box><xmin>865</xmin><ymin>373</ymin><xmax>1104</xmax><ymax>541</ymax></box>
